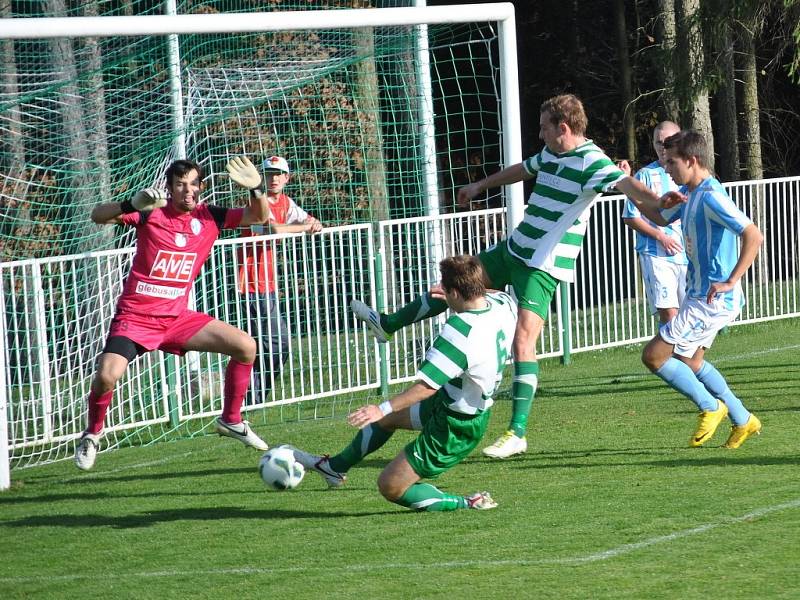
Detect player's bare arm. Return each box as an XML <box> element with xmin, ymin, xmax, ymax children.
<box><xmin>705</xmin><ymin>223</ymin><xmax>764</xmax><ymax>303</ymax></box>
<box><xmin>239</xmin><ymin>187</ymin><xmax>269</xmax><ymax>226</ymax></box>
<box><xmin>616</xmin><ymin>176</ymin><xmax>685</xmax><ymax>225</ymax></box>
<box><xmin>266</xmin><ymin>215</ymin><xmax>323</xmax><ymax>235</ymax></box>
<box><xmin>304</xmin><ymin>216</ymin><xmax>323</xmax><ymax>233</ymax></box>
<box><xmin>624</xmin><ymin>216</ymin><xmax>683</xmax><ymax>254</ymax></box>
<box><xmin>457</xmin><ymin>162</ymin><xmax>532</xmax><ymax>206</ymax></box>
<box><xmin>91</xmin><ymin>188</ymin><xmax>167</xmax><ymax>225</ymax></box>
<box><xmin>347</xmin><ymin>381</ymin><xmax>437</xmax><ymax>429</ymax></box>
<box><xmin>91</xmin><ymin>202</ymin><xmax>128</xmax><ymax>225</ymax></box>
<box><xmin>226</xmin><ymin>155</ymin><xmax>269</xmax><ymax>226</ymax></box>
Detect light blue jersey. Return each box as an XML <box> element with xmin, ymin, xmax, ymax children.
<box><xmin>663</xmin><ymin>177</ymin><xmax>752</xmax><ymax>310</ymax></box>
<box><xmin>622</xmin><ymin>161</ymin><xmax>687</xmax><ymax>264</ymax></box>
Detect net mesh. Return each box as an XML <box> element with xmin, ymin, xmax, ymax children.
<box><xmin>0</xmin><ymin>2</ymin><xmax>505</xmax><ymax>469</ymax></box>
<box><xmin>0</xmin><ymin>1</ymin><xmax>502</xmax><ymax>261</ymax></box>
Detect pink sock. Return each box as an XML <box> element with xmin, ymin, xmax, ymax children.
<box><xmin>87</xmin><ymin>390</ymin><xmax>113</xmax><ymax>434</ymax></box>
<box><xmin>221</xmin><ymin>359</ymin><xmax>254</xmax><ymax>423</ymax></box>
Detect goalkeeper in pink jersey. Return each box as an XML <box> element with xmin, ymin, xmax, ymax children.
<box><xmin>74</xmin><ymin>157</ymin><xmax>272</xmax><ymax>471</ymax></box>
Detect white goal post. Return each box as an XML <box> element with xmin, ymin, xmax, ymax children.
<box><xmin>0</xmin><ymin>4</ymin><xmax>523</xmax><ymax>491</ymax></box>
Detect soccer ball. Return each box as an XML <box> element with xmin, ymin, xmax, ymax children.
<box><xmin>258</xmin><ymin>445</ymin><xmax>305</xmax><ymax>490</ymax></box>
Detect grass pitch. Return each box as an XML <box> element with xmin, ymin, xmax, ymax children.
<box><xmin>2</xmin><ymin>319</ymin><xmax>799</xmax><ymax>599</ymax></box>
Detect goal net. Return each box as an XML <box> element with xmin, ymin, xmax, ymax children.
<box><xmin>0</xmin><ymin>2</ymin><xmax>520</xmax><ymax>479</ymax></box>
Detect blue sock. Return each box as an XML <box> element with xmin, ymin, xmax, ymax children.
<box><xmin>654</xmin><ymin>358</ymin><xmax>718</xmax><ymax>412</ymax></box>
<box><xmin>695</xmin><ymin>361</ymin><xmax>750</xmax><ymax>426</ymax></box>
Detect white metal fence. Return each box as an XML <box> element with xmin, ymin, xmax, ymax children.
<box><xmin>2</xmin><ymin>176</ymin><xmax>799</xmax><ymax>471</ymax></box>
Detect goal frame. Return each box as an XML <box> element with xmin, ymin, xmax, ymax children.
<box><xmin>0</xmin><ymin>3</ymin><xmax>522</xmax><ymax>490</ymax></box>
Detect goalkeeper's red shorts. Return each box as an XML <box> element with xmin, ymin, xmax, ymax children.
<box><xmin>107</xmin><ymin>309</ymin><xmax>214</xmax><ymax>356</ymax></box>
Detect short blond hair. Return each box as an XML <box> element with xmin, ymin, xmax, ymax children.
<box><xmin>540</xmin><ymin>94</ymin><xmax>587</xmax><ymax>137</ymax></box>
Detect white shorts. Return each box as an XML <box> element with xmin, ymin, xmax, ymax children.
<box><xmin>640</xmin><ymin>254</ymin><xmax>687</xmax><ymax>314</ymax></box>
<box><xmin>659</xmin><ymin>296</ymin><xmax>740</xmax><ymax>358</ymax></box>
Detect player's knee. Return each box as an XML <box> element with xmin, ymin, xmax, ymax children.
<box><xmin>641</xmin><ymin>346</ymin><xmax>663</xmax><ymax>372</ymax></box>
<box><xmin>93</xmin><ymin>356</ymin><xmax>126</xmax><ymax>391</ymax></box>
<box><xmin>238</xmin><ymin>334</ymin><xmax>257</xmax><ymax>363</ymax></box>
<box><xmin>512</xmin><ymin>336</ymin><xmax>536</xmax><ymax>361</ymax></box>
<box><xmin>377</xmin><ymin>472</ymin><xmax>403</xmax><ymax>502</ymax></box>
<box><xmin>641</xmin><ymin>349</ymin><xmax>654</xmax><ymax>370</ymax></box>
<box><xmin>93</xmin><ymin>369</ymin><xmax>120</xmax><ymax>392</ymax></box>
<box><xmin>686</xmin><ymin>357</ymin><xmax>703</xmax><ymax>373</ymax></box>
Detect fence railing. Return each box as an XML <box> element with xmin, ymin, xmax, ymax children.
<box><xmin>2</xmin><ymin>175</ymin><xmax>799</xmax><ymax>470</ymax></box>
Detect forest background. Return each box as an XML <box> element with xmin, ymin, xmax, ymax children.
<box><xmin>430</xmin><ymin>0</ymin><xmax>800</xmax><ymax>182</ymax></box>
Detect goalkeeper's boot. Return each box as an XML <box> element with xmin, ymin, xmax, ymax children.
<box><xmin>689</xmin><ymin>401</ymin><xmax>728</xmax><ymax>447</ymax></box>
<box><xmin>466</xmin><ymin>491</ymin><xmax>498</xmax><ymax>510</ymax></box>
<box><xmin>350</xmin><ymin>300</ymin><xmax>392</xmax><ymax>343</ymax></box>
<box><xmin>215</xmin><ymin>417</ymin><xmax>268</xmax><ymax>451</ymax></box>
<box><xmin>74</xmin><ymin>431</ymin><xmax>102</xmax><ymax>471</ymax></box>
<box><xmin>482</xmin><ymin>430</ymin><xmax>527</xmax><ymax>459</ymax></box>
<box><xmin>291</xmin><ymin>448</ymin><xmax>346</xmax><ymax>488</ymax></box>
<box><xmin>723</xmin><ymin>414</ymin><xmax>762</xmax><ymax>449</ymax></box>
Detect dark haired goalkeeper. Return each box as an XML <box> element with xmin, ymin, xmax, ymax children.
<box><xmin>74</xmin><ymin>157</ymin><xmax>271</xmax><ymax>470</ymax></box>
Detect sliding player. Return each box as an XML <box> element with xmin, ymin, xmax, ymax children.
<box><xmin>295</xmin><ymin>255</ymin><xmax>516</xmax><ymax>511</ymax></box>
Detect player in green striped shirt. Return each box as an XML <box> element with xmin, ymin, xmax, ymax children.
<box><xmin>351</xmin><ymin>94</ymin><xmax>684</xmax><ymax>458</ymax></box>
<box><xmin>294</xmin><ymin>255</ymin><xmax>517</xmax><ymax>511</ymax></box>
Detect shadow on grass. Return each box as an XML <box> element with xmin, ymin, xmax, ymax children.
<box><xmin>0</xmin><ymin>486</ymin><xmax>364</xmax><ymax>506</ymax></box>
<box><xmin>47</xmin><ymin>458</ymin><xmax>393</xmax><ymax>486</ymax></box>
<box><xmin>534</xmin><ymin>362</ymin><xmax>800</xmax><ymax>399</ymax></box>
<box><xmin>1</xmin><ymin>505</ymin><xmax>401</xmax><ymax>529</ymax></box>
<box><xmin>499</xmin><ymin>448</ymin><xmax>800</xmax><ymax>470</ymax></box>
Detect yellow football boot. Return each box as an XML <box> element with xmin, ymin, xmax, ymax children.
<box><xmin>723</xmin><ymin>414</ymin><xmax>762</xmax><ymax>449</ymax></box>
<box><xmin>689</xmin><ymin>401</ymin><xmax>728</xmax><ymax>447</ymax></box>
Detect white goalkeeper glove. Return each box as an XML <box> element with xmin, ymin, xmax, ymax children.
<box><xmin>226</xmin><ymin>156</ymin><xmax>262</xmax><ymax>190</ymax></box>
<box><xmin>131</xmin><ymin>188</ymin><xmax>168</xmax><ymax>211</ymax></box>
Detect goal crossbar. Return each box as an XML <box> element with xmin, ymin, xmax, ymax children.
<box><xmin>0</xmin><ymin>4</ymin><xmax>515</xmax><ymax>39</ymax></box>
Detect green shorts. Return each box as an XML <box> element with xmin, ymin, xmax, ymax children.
<box><xmin>478</xmin><ymin>240</ymin><xmax>558</xmax><ymax>320</ymax></box>
<box><xmin>404</xmin><ymin>390</ymin><xmax>490</xmax><ymax>480</ymax></box>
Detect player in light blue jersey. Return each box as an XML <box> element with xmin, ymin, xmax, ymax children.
<box><xmin>641</xmin><ymin>130</ymin><xmax>764</xmax><ymax>449</ymax></box>
<box><xmin>621</xmin><ymin>121</ymin><xmax>688</xmax><ymax>324</ymax></box>
<box><xmin>294</xmin><ymin>256</ymin><xmax>517</xmax><ymax>511</ymax></box>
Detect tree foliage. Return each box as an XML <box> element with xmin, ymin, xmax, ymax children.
<box><xmin>448</xmin><ymin>0</ymin><xmax>799</xmax><ymax>178</ymax></box>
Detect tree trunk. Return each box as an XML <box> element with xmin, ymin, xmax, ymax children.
<box><xmin>735</xmin><ymin>19</ymin><xmax>763</xmax><ymax>180</ymax></box>
<box><xmin>713</xmin><ymin>14</ymin><xmax>740</xmax><ymax>181</ymax></box>
<box><xmin>613</xmin><ymin>0</ymin><xmax>636</xmax><ymax>161</ymax></box>
<box><xmin>0</xmin><ymin>1</ymin><xmax>28</xmax><ymax>260</ymax></box>
<box><xmin>46</xmin><ymin>0</ymin><xmax>94</xmax><ymax>254</ymax></box>
<box><xmin>734</xmin><ymin>14</ymin><xmax>766</xmax><ymax>288</ymax></box>
<box><xmin>656</xmin><ymin>0</ymin><xmax>680</xmax><ymax>121</ymax></box>
<box><xmin>354</xmin><ymin>27</ymin><xmax>389</xmax><ymax>222</ymax></box>
<box><xmin>676</xmin><ymin>0</ymin><xmax>715</xmax><ymax>170</ymax></box>
<box><xmin>79</xmin><ymin>0</ymin><xmax>112</xmax><ymax>210</ymax></box>
<box><xmin>0</xmin><ymin>3</ymin><xmax>24</xmax><ymax>172</ymax></box>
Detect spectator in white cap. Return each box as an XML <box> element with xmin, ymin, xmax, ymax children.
<box><xmin>236</xmin><ymin>155</ymin><xmax>323</xmax><ymax>401</ymax></box>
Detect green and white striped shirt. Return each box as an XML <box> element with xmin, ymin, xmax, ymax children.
<box><xmin>509</xmin><ymin>140</ymin><xmax>625</xmax><ymax>282</ymax></box>
<box><xmin>417</xmin><ymin>291</ymin><xmax>517</xmax><ymax>415</ymax></box>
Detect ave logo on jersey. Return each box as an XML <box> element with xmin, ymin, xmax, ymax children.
<box><xmin>150</xmin><ymin>250</ymin><xmax>197</xmax><ymax>282</ymax></box>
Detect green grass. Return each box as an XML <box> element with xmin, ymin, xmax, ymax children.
<box><xmin>2</xmin><ymin>319</ymin><xmax>800</xmax><ymax>599</ymax></box>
